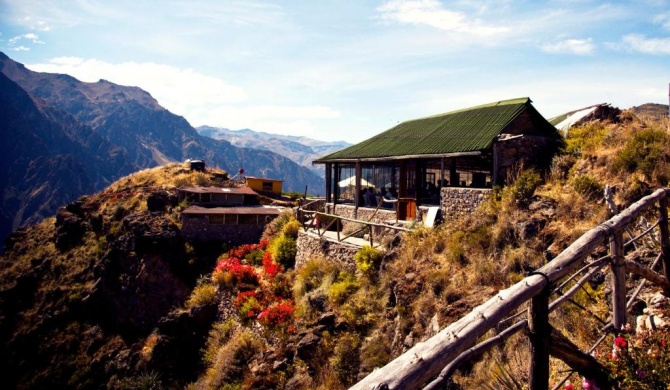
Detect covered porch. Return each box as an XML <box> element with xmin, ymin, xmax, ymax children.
<box><xmin>322</xmin><ymin>154</ymin><xmax>494</xmax><ymax>221</ymax></box>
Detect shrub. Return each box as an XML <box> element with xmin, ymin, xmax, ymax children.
<box><xmin>235</xmin><ymin>290</ymin><xmax>262</xmax><ymax>319</ymax></box>
<box><xmin>565</xmin><ymin>121</ymin><xmax>609</xmax><ymax>156</ymax></box>
<box><xmin>187</xmin><ymin>283</ymin><xmax>217</xmax><ymax>308</ymax></box>
<box><xmin>212</xmin><ymin>257</ymin><xmax>259</xmax><ymax>290</ymax></box>
<box><xmin>262</xmin><ymin>251</ymin><xmax>282</xmax><ymax>279</ymax></box>
<box><xmin>502</xmin><ymin>169</ymin><xmax>542</xmax><ymax>208</ymax></box>
<box><xmin>328</xmin><ymin>271</ymin><xmax>359</xmax><ymax>305</ymax></box>
<box><xmin>257</xmin><ymin>301</ymin><xmax>296</xmax><ymax>328</ymax></box>
<box><xmin>282</xmin><ymin>220</ymin><xmax>302</xmax><ymax>239</ymax></box>
<box><xmin>573</xmin><ymin>175</ymin><xmax>603</xmax><ymax>201</ymax></box>
<box><xmin>447</xmin><ymin>231</ymin><xmax>467</xmax><ymax>265</ymax></box>
<box><xmin>603</xmin><ymin>330</ymin><xmax>670</xmax><ymax>389</ymax></box>
<box><xmin>354</xmin><ymin>245</ymin><xmax>383</xmax><ymax>276</ymax></box>
<box><xmin>270</xmin><ymin>235</ymin><xmax>297</xmax><ymax>269</ymax></box>
<box><xmin>293</xmin><ymin>258</ymin><xmax>338</xmax><ymax>298</ymax></box>
<box><xmin>549</xmin><ymin>154</ymin><xmax>577</xmax><ymax>181</ymax></box>
<box><xmin>330</xmin><ymin>333</ymin><xmax>361</xmax><ymax>386</ymax></box>
<box><xmin>613</xmin><ymin>128</ymin><xmax>670</xmax><ymax>179</ymax></box>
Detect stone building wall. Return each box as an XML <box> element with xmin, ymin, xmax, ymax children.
<box><xmin>324</xmin><ymin>204</ymin><xmax>398</xmax><ymax>236</ymax></box>
<box><xmin>494</xmin><ymin>135</ymin><xmax>555</xmax><ymax>183</ymax></box>
<box><xmin>440</xmin><ymin>187</ymin><xmax>492</xmax><ymax>221</ymax></box>
<box><xmin>295</xmin><ymin>230</ymin><xmax>359</xmax><ymax>272</ymax></box>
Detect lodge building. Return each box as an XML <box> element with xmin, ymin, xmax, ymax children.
<box><xmin>314</xmin><ymin>98</ymin><xmax>563</xmax><ymax>221</ymax></box>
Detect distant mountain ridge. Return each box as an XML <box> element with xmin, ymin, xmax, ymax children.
<box><xmin>197</xmin><ymin>126</ymin><xmax>351</xmax><ymax>177</ymax></box>
<box><xmin>0</xmin><ymin>52</ymin><xmax>324</xmax><ymax>247</ymax></box>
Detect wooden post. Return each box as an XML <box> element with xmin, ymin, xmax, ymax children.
<box><xmin>610</xmin><ymin>230</ymin><xmax>626</xmax><ymax>330</ymax></box>
<box><xmin>355</xmin><ymin>161</ymin><xmax>362</xmax><ymax>211</ymax></box>
<box><xmin>528</xmin><ymin>284</ymin><xmax>550</xmax><ymax>390</ymax></box>
<box><xmin>659</xmin><ymin>196</ymin><xmax>670</xmax><ymax>295</ymax></box>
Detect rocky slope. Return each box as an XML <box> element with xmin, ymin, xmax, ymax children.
<box><xmin>0</xmin><ymin>165</ymin><xmax>229</xmax><ymax>389</ymax></box>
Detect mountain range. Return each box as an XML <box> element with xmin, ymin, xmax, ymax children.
<box><xmin>0</xmin><ymin>52</ymin><xmax>327</xmax><ymax>248</ymax></box>
<box><xmin>196</xmin><ymin>126</ymin><xmax>350</xmax><ymax>177</ymax></box>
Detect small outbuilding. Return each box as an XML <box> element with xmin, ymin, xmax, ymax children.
<box><xmin>246</xmin><ymin>176</ymin><xmax>283</xmax><ymax>195</ymax></box>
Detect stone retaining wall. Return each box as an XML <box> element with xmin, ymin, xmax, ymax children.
<box><xmin>181</xmin><ymin>215</ymin><xmax>265</xmax><ymax>244</ymax></box>
<box><xmin>295</xmin><ymin>230</ymin><xmax>359</xmax><ymax>272</ymax></box>
<box><xmin>440</xmin><ymin>187</ymin><xmax>492</xmax><ymax>221</ymax></box>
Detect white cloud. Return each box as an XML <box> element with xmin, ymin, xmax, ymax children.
<box><xmin>27</xmin><ymin>57</ymin><xmax>247</xmax><ymax>114</ymax></box>
<box><xmin>653</xmin><ymin>13</ymin><xmax>670</xmax><ymax>30</ymax></box>
<box><xmin>541</xmin><ymin>38</ymin><xmax>594</xmax><ymax>55</ymax></box>
<box><xmin>8</xmin><ymin>33</ymin><xmax>45</xmax><ymax>45</ymax></box>
<box><xmin>10</xmin><ymin>45</ymin><xmax>30</xmax><ymax>51</ymax></box>
<box><xmin>377</xmin><ymin>0</ymin><xmax>508</xmax><ymax>36</ymax></box>
<box><xmin>25</xmin><ymin>57</ymin><xmax>341</xmax><ymax>138</ymax></box>
<box><xmin>620</xmin><ymin>34</ymin><xmax>670</xmax><ymax>55</ymax></box>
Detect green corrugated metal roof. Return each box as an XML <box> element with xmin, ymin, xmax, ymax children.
<box><xmin>317</xmin><ymin>97</ymin><xmax>546</xmax><ymax>161</ymax></box>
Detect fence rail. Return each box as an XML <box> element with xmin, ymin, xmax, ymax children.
<box><xmin>351</xmin><ymin>188</ymin><xmax>670</xmax><ymax>390</ymax></box>
<box><xmin>296</xmin><ymin>198</ymin><xmax>408</xmax><ymax>247</ymax></box>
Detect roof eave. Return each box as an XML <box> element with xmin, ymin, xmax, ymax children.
<box><xmin>314</xmin><ymin>151</ymin><xmax>482</xmax><ymax>164</ymax></box>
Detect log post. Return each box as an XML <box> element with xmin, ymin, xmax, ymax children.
<box><xmin>528</xmin><ymin>280</ymin><xmax>550</xmax><ymax>390</ymax></box>
<box><xmin>548</xmin><ymin>326</ymin><xmax>613</xmax><ymax>389</ymax></box>
<box><xmin>610</xmin><ymin>230</ymin><xmax>626</xmax><ymax>331</ymax></box>
<box><xmin>659</xmin><ymin>196</ymin><xmax>670</xmax><ymax>295</ymax></box>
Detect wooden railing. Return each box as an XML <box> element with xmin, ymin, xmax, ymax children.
<box><xmin>351</xmin><ymin>188</ymin><xmax>670</xmax><ymax>390</ymax></box>
<box><xmin>297</xmin><ymin>198</ymin><xmax>408</xmax><ymax>248</ymax></box>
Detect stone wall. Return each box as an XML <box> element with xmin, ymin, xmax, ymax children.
<box><xmin>295</xmin><ymin>230</ymin><xmax>360</xmax><ymax>272</ymax></box>
<box><xmin>181</xmin><ymin>215</ymin><xmax>265</xmax><ymax>245</ymax></box>
<box><xmin>494</xmin><ymin>134</ymin><xmax>555</xmax><ymax>182</ymax></box>
<box><xmin>325</xmin><ymin>203</ymin><xmax>398</xmax><ymax>236</ymax></box>
<box><xmin>440</xmin><ymin>187</ymin><xmax>492</xmax><ymax>221</ymax></box>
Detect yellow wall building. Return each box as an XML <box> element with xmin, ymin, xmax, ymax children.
<box><xmin>246</xmin><ymin>177</ymin><xmax>283</xmax><ymax>195</ymax></box>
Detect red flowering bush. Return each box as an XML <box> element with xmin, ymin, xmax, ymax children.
<box><xmin>212</xmin><ymin>256</ymin><xmax>259</xmax><ymax>290</ymax></box>
<box><xmin>262</xmin><ymin>251</ymin><xmax>282</xmax><ymax>279</ymax></box>
<box><xmin>603</xmin><ymin>329</ymin><xmax>670</xmax><ymax>389</ymax></box>
<box><xmin>235</xmin><ymin>290</ymin><xmax>262</xmax><ymax>319</ymax></box>
<box><xmin>257</xmin><ymin>300</ymin><xmax>296</xmax><ymax>328</ymax></box>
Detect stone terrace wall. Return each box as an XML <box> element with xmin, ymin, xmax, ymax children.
<box><xmin>181</xmin><ymin>215</ymin><xmax>265</xmax><ymax>245</ymax></box>
<box><xmin>440</xmin><ymin>187</ymin><xmax>492</xmax><ymax>221</ymax></box>
<box><xmin>295</xmin><ymin>230</ymin><xmax>359</xmax><ymax>272</ymax></box>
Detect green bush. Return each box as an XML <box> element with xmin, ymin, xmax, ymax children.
<box><xmin>503</xmin><ymin>169</ymin><xmax>542</xmax><ymax>208</ymax></box>
<box><xmin>282</xmin><ymin>220</ymin><xmax>301</xmax><ymax>239</ymax></box>
<box><xmin>573</xmin><ymin>175</ymin><xmax>603</xmax><ymax>200</ymax></box>
<box><xmin>187</xmin><ymin>283</ymin><xmax>217</xmax><ymax>308</ymax></box>
<box><xmin>330</xmin><ymin>333</ymin><xmax>361</xmax><ymax>386</ymax></box>
<box><xmin>613</xmin><ymin>128</ymin><xmax>670</xmax><ymax>179</ymax></box>
<box><xmin>271</xmin><ymin>235</ymin><xmax>297</xmax><ymax>269</ymax></box>
<box><xmin>293</xmin><ymin>258</ymin><xmax>338</xmax><ymax>298</ymax></box>
<box><xmin>354</xmin><ymin>245</ymin><xmax>383</xmax><ymax>276</ymax></box>
<box><xmin>328</xmin><ymin>271</ymin><xmax>359</xmax><ymax>305</ymax></box>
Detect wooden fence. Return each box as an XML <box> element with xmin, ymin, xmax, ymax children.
<box><xmin>350</xmin><ymin>188</ymin><xmax>670</xmax><ymax>390</ymax></box>
<box><xmin>296</xmin><ymin>198</ymin><xmax>408</xmax><ymax>247</ymax></box>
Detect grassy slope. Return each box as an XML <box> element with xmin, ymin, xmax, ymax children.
<box><xmin>185</xmin><ymin>111</ymin><xmax>670</xmax><ymax>389</ymax></box>
<box><xmin>2</xmin><ymin>111</ymin><xmax>669</xmax><ymax>389</ymax></box>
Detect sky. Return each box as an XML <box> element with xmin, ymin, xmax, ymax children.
<box><xmin>0</xmin><ymin>0</ymin><xmax>669</xmax><ymax>143</ymax></box>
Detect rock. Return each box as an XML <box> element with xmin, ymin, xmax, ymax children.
<box><xmin>649</xmin><ymin>292</ymin><xmax>669</xmax><ymax>309</ymax></box>
<box><xmin>516</xmin><ymin>215</ymin><xmax>547</xmax><ymax>240</ymax></box>
<box><xmin>628</xmin><ymin>298</ymin><xmax>646</xmax><ymax>316</ymax></box>
<box><xmin>316</xmin><ymin>312</ymin><xmax>336</xmax><ymax>329</ymax></box>
<box><xmin>405</xmin><ymin>273</ymin><xmax>416</xmax><ymax>282</ymax></box>
<box><xmin>403</xmin><ymin>333</ymin><xmax>414</xmax><ymax>348</ymax></box>
<box><xmin>146</xmin><ymin>191</ymin><xmax>177</xmax><ymax>212</ymax></box>
<box><xmin>295</xmin><ymin>332</ymin><xmax>321</xmax><ymax>361</ymax></box>
<box><xmin>54</xmin><ymin>208</ymin><xmax>86</xmax><ymax>250</ymax></box>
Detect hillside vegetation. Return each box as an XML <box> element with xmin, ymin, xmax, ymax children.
<box><xmin>1</xmin><ymin>108</ymin><xmax>669</xmax><ymax>389</ymax></box>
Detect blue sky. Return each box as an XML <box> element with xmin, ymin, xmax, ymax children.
<box><xmin>1</xmin><ymin>0</ymin><xmax>669</xmax><ymax>143</ymax></box>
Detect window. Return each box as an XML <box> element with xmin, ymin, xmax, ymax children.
<box><xmin>201</xmin><ymin>193</ymin><xmax>211</xmax><ymax>203</ymax></box>
<box><xmin>262</xmin><ymin>182</ymin><xmax>273</xmax><ymax>191</ymax></box>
